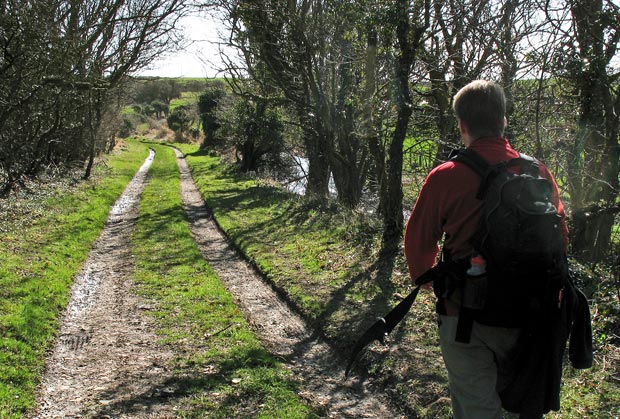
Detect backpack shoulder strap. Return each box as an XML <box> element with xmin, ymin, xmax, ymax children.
<box><xmin>514</xmin><ymin>153</ymin><xmax>540</xmax><ymax>176</ymax></box>
<box><xmin>453</xmin><ymin>150</ymin><xmax>542</xmax><ymax>198</ymax></box>
<box><xmin>451</xmin><ymin>148</ymin><xmax>497</xmax><ymax>199</ymax></box>
<box><xmin>451</xmin><ymin>148</ymin><xmax>489</xmax><ymax>178</ymax></box>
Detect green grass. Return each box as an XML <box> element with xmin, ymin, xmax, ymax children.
<box><xmin>2</xmin><ymin>136</ymin><xmax>617</xmax><ymax>418</ymax></box>
<box><xmin>121</xmin><ymin>105</ymin><xmax>139</xmax><ymax>115</ymax></box>
<box><xmin>175</xmin><ymin>77</ymin><xmax>227</xmax><ymax>85</ymax></box>
<box><xmin>546</xmin><ymin>356</ymin><xmax>620</xmax><ymax>419</ymax></box>
<box><xmin>0</xmin><ymin>140</ymin><xmax>151</xmax><ymax>418</ymax></box>
<box><xmin>173</xmin><ymin>145</ymin><xmax>399</xmax><ymax>335</ymax></box>
<box><xmin>170</xmin><ymin>91</ymin><xmax>201</xmax><ymax>111</ymax></box>
<box><xmin>131</xmin><ymin>143</ymin><xmax>318</xmax><ymax>418</ymax></box>
<box><xmin>174</xmin><ymin>142</ymin><xmax>620</xmax><ymax>419</ymax></box>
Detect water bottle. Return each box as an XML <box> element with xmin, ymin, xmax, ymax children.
<box><xmin>467</xmin><ymin>254</ymin><xmax>486</xmax><ymax>276</ymax></box>
<box><xmin>463</xmin><ymin>254</ymin><xmax>487</xmax><ymax>309</ymax></box>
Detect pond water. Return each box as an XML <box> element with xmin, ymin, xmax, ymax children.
<box><xmin>283</xmin><ymin>155</ymin><xmax>337</xmax><ymax>196</ymax></box>
<box><xmin>281</xmin><ymin>154</ymin><xmax>411</xmax><ymax>220</ymax></box>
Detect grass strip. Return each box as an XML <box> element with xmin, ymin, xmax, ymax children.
<box><xmin>131</xmin><ymin>143</ymin><xmax>318</xmax><ymax>418</ymax></box>
<box><xmin>174</xmin><ymin>143</ymin><xmax>620</xmax><ymax>419</ymax></box>
<box><xmin>172</xmin><ymin>145</ymin><xmax>405</xmax><ymax>340</ymax></box>
<box><xmin>0</xmin><ymin>139</ymin><xmax>151</xmax><ymax>418</ymax></box>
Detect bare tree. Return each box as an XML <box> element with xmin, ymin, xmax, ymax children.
<box><xmin>380</xmin><ymin>0</ymin><xmax>430</xmax><ymax>250</ymax></box>
<box><xmin>219</xmin><ymin>0</ymin><xmax>331</xmax><ymax>200</ymax></box>
<box><xmin>471</xmin><ymin>0</ymin><xmax>620</xmax><ymax>263</ymax></box>
<box><xmin>217</xmin><ymin>0</ymin><xmax>382</xmax><ymax>207</ymax></box>
<box><xmin>556</xmin><ymin>0</ymin><xmax>620</xmax><ymax>262</ymax></box>
<box><xmin>0</xmin><ymin>0</ymin><xmax>186</xmax><ymax>194</ymax></box>
<box><xmin>418</xmin><ymin>0</ymin><xmax>538</xmax><ymax>163</ymax></box>
<box><xmin>57</xmin><ymin>0</ymin><xmax>187</xmax><ymax>178</ymax></box>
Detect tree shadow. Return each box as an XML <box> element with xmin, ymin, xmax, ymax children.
<box><xmin>177</xmin><ymin>152</ymin><xmax>450</xmax><ymax>414</ymax></box>
<box><xmin>187</xmin><ymin>161</ymin><xmax>406</xmax><ymax>349</ymax></box>
<box><xmin>88</xmin><ymin>346</ymin><xmax>313</xmax><ymax>418</ymax></box>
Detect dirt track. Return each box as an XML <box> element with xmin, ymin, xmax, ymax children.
<box><xmin>31</xmin><ymin>147</ymin><xmax>404</xmax><ymax>418</ymax></box>
<box><xmin>31</xmin><ymin>149</ymin><xmax>180</xmax><ymax>418</ymax></box>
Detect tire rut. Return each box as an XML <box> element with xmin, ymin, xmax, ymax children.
<box><xmin>31</xmin><ymin>149</ymin><xmax>179</xmax><ymax>419</ymax></box>
<box><xmin>174</xmin><ymin>148</ymin><xmax>405</xmax><ymax>419</ymax></box>
<box><xmin>31</xmin><ymin>146</ymin><xmax>404</xmax><ymax>419</ymax></box>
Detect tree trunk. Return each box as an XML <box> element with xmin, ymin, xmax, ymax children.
<box><xmin>84</xmin><ymin>90</ymin><xmax>104</xmax><ymax>180</ymax></box>
<box><xmin>329</xmin><ymin>37</ymin><xmax>368</xmax><ymax>208</ymax></box>
<box><xmin>381</xmin><ymin>0</ymin><xmax>429</xmax><ymax>251</ymax></box>
<box><xmin>363</xmin><ymin>30</ymin><xmax>388</xmax><ymax>215</ymax></box>
<box><xmin>566</xmin><ymin>0</ymin><xmax>620</xmax><ymax>262</ymax></box>
<box><xmin>301</xmin><ymin>111</ymin><xmax>331</xmax><ymax>199</ymax></box>
<box><xmin>429</xmin><ymin>73</ymin><xmax>458</xmax><ymax>164</ymax></box>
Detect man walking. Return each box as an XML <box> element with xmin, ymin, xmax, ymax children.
<box><xmin>403</xmin><ymin>80</ymin><xmax>568</xmax><ymax>419</ymax></box>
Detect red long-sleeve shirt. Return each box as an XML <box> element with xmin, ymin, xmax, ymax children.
<box><xmin>404</xmin><ymin>137</ymin><xmax>568</xmax><ymax>282</ymax></box>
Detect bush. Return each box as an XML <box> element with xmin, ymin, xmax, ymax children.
<box><xmin>166</xmin><ymin>105</ymin><xmax>192</xmax><ymax>135</ymax></box>
<box><xmin>118</xmin><ymin>112</ymin><xmax>147</xmax><ymax>138</ymax></box>
<box><xmin>226</xmin><ymin>98</ymin><xmax>285</xmax><ymax>173</ymax></box>
<box><xmin>151</xmin><ymin>100</ymin><xmax>169</xmax><ymax>118</ymax></box>
<box><xmin>198</xmin><ymin>84</ymin><xmax>227</xmax><ymax>149</ymax></box>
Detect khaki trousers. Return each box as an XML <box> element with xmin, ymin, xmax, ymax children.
<box><xmin>438</xmin><ymin>314</ymin><xmax>522</xmax><ymax>419</ymax></box>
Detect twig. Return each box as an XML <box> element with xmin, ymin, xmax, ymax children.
<box><xmin>204</xmin><ymin>323</ymin><xmax>235</xmax><ymax>340</ymax></box>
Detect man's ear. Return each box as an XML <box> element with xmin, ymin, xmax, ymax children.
<box><xmin>458</xmin><ymin>119</ymin><xmax>469</xmax><ymax>136</ymax></box>
<box><xmin>458</xmin><ymin>119</ymin><xmax>472</xmax><ymax>146</ymax></box>
<box><xmin>504</xmin><ymin>116</ymin><xmax>508</xmax><ymax>128</ymax></box>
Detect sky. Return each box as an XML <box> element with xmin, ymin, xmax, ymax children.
<box><xmin>137</xmin><ymin>13</ymin><xmax>229</xmax><ymax>79</ymax></box>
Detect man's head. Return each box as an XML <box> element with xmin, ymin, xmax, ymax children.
<box><xmin>452</xmin><ymin>80</ymin><xmax>506</xmax><ymax>142</ymax></box>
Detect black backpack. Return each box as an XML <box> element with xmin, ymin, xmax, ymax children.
<box><xmin>452</xmin><ymin>149</ymin><xmax>568</xmax><ymax>328</ymax></box>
